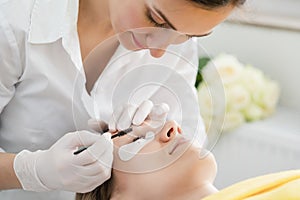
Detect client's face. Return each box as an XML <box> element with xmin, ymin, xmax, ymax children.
<box><xmin>111</xmin><ymin>120</ymin><xmax>217</xmax><ymax>199</ymax></box>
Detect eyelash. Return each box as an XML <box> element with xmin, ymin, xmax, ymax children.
<box><xmin>186</xmin><ymin>35</ymin><xmax>193</xmax><ymax>40</ymax></box>
<box><xmin>146</xmin><ymin>10</ymin><xmax>193</xmax><ymax>40</ymax></box>
<box><xmin>132</xmin><ymin>137</ymin><xmax>141</xmax><ymax>142</ymax></box>
<box><xmin>146</xmin><ymin>10</ymin><xmax>169</xmax><ymax>29</ymax></box>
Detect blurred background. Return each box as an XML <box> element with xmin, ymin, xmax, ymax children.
<box><xmin>197</xmin><ymin>0</ymin><xmax>300</xmax><ymax>189</ymax></box>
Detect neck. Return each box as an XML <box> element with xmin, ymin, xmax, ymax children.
<box><xmin>173</xmin><ymin>184</ymin><xmax>218</xmax><ymax>200</ymax></box>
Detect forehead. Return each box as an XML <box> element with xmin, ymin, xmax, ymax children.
<box><xmin>148</xmin><ymin>0</ymin><xmax>234</xmax><ymax>36</ymax></box>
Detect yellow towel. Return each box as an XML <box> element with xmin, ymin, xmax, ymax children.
<box><xmin>203</xmin><ymin>170</ymin><xmax>300</xmax><ymax>200</ymax></box>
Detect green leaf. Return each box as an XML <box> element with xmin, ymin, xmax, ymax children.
<box><xmin>195</xmin><ymin>57</ymin><xmax>211</xmax><ymax>88</ymax></box>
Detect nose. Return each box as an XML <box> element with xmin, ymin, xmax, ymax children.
<box><xmin>146</xmin><ymin>33</ymin><xmax>169</xmax><ymax>58</ymax></box>
<box><xmin>149</xmin><ymin>48</ymin><xmax>167</xmax><ymax>58</ymax></box>
<box><xmin>159</xmin><ymin>120</ymin><xmax>182</xmax><ymax>142</ymax></box>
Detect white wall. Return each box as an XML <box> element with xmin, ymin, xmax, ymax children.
<box><xmin>198</xmin><ymin>22</ymin><xmax>300</xmax><ymax>111</ymax></box>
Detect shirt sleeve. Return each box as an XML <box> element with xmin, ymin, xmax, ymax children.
<box><xmin>0</xmin><ymin>12</ymin><xmax>22</xmax><ymax>114</ymax></box>
<box><xmin>0</xmin><ymin>12</ymin><xmax>23</xmax><ymax>152</ymax></box>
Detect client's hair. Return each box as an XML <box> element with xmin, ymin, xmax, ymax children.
<box><xmin>76</xmin><ymin>176</ymin><xmax>113</xmax><ymax>200</ymax></box>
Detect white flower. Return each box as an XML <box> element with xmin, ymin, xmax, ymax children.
<box><xmin>259</xmin><ymin>80</ymin><xmax>280</xmax><ymax>117</ymax></box>
<box><xmin>243</xmin><ymin>68</ymin><xmax>280</xmax><ymax>118</ymax></box>
<box><xmin>198</xmin><ymin>82</ymin><xmax>226</xmax><ymax>117</ymax></box>
<box><xmin>203</xmin><ymin>54</ymin><xmax>244</xmax><ymax>85</ymax></box>
<box><xmin>222</xmin><ymin>110</ymin><xmax>245</xmax><ymax>132</ymax></box>
<box><xmin>241</xmin><ymin>65</ymin><xmax>265</xmax><ymax>93</ymax></box>
<box><xmin>197</xmin><ymin>53</ymin><xmax>280</xmax><ymax>133</ymax></box>
<box><xmin>243</xmin><ymin>103</ymin><xmax>264</xmax><ymax>121</ymax></box>
<box><xmin>225</xmin><ymin>84</ymin><xmax>251</xmax><ymax>111</ymax></box>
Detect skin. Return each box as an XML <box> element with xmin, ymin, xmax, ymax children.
<box><xmin>78</xmin><ymin>0</ymin><xmax>235</xmax><ymax>58</ymax></box>
<box><xmin>78</xmin><ymin>0</ymin><xmax>234</xmax><ymax>92</ymax></box>
<box><xmin>110</xmin><ymin>120</ymin><xmax>218</xmax><ymax>200</ymax></box>
<box><xmin>0</xmin><ymin>153</ymin><xmax>21</xmax><ymax>189</ymax></box>
<box><xmin>108</xmin><ymin>0</ymin><xmax>233</xmax><ymax>57</ymax></box>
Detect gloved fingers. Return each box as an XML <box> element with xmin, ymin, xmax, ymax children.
<box><xmin>87</xmin><ymin>133</ymin><xmax>113</xmax><ymax>166</ymax></box>
<box><xmin>73</xmin><ymin>148</ymin><xmax>98</xmax><ymax>166</ymax></box>
<box><xmin>88</xmin><ymin>119</ymin><xmax>108</xmax><ymax>133</ymax></box>
<box><xmin>65</xmin><ymin>131</ymin><xmax>102</xmax><ymax>148</ymax></box>
<box><xmin>73</xmin><ymin>133</ymin><xmax>113</xmax><ymax>166</ymax></box>
<box><xmin>148</xmin><ymin>103</ymin><xmax>170</xmax><ymax>121</ymax></box>
<box><xmin>116</xmin><ymin>104</ymin><xmax>138</xmax><ymax>130</ymax></box>
<box><xmin>76</xmin><ymin>162</ymin><xmax>111</xmax><ymax>184</ymax></box>
<box><xmin>132</xmin><ymin>100</ymin><xmax>154</xmax><ymax>126</ymax></box>
<box><xmin>108</xmin><ymin>104</ymin><xmax>124</xmax><ymax>132</ymax></box>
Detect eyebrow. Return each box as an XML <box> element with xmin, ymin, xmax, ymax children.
<box><xmin>152</xmin><ymin>6</ymin><xmax>213</xmax><ymax>38</ymax></box>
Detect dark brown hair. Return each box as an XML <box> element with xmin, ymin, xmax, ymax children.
<box><xmin>190</xmin><ymin>0</ymin><xmax>246</xmax><ymax>9</ymax></box>
<box><xmin>76</xmin><ymin>177</ymin><xmax>114</xmax><ymax>200</ymax></box>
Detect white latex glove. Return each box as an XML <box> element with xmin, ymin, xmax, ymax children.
<box><xmin>108</xmin><ymin>100</ymin><xmax>170</xmax><ymax>131</ymax></box>
<box><xmin>13</xmin><ymin>131</ymin><xmax>113</xmax><ymax>193</ymax></box>
<box><xmin>147</xmin><ymin>102</ymin><xmax>170</xmax><ymax>122</ymax></box>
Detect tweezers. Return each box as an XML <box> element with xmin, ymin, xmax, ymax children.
<box><xmin>73</xmin><ymin>127</ymin><xmax>133</xmax><ymax>155</ymax></box>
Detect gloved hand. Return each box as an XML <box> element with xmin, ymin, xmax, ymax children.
<box><xmin>108</xmin><ymin>100</ymin><xmax>170</xmax><ymax>131</ymax></box>
<box><xmin>13</xmin><ymin>130</ymin><xmax>113</xmax><ymax>193</ymax></box>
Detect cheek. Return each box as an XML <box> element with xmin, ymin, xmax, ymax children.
<box><xmin>112</xmin><ymin>141</ymin><xmax>169</xmax><ymax>172</ymax></box>
<box><xmin>112</xmin><ymin>5</ymin><xmax>147</xmax><ymax>32</ymax></box>
<box><xmin>139</xmin><ymin>140</ymin><xmax>165</xmax><ymax>153</ymax></box>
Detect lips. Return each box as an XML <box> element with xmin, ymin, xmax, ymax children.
<box><xmin>168</xmin><ymin>136</ymin><xmax>189</xmax><ymax>155</ymax></box>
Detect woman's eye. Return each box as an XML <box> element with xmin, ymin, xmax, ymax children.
<box><xmin>146</xmin><ymin>10</ymin><xmax>169</xmax><ymax>28</ymax></box>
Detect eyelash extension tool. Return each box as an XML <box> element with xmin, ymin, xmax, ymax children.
<box><xmin>111</xmin><ymin>127</ymin><xmax>133</xmax><ymax>139</ymax></box>
<box><xmin>73</xmin><ymin>127</ymin><xmax>133</xmax><ymax>155</ymax></box>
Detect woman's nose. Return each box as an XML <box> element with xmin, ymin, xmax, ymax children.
<box><xmin>149</xmin><ymin>48</ymin><xmax>167</xmax><ymax>58</ymax></box>
<box><xmin>159</xmin><ymin>120</ymin><xmax>182</xmax><ymax>142</ymax></box>
<box><xmin>146</xmin><ymin>33</ymin><xmax>169</xmax><ymax>58</ymax></box>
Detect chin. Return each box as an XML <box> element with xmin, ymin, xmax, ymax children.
<box><xmin>181</xmin><ymin>144</ymin><xmax>217</xmax><ymax>177</ymax></box>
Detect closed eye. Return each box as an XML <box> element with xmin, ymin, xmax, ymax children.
<box><xmin>132</xmin><ymin>137</ymin><xmax>141</xmax><ymax>142</ymax></box>
<box><xmin>146</xmin><ymin>8</ymin><xmax>169</xmax><ymax>29</ymax></box>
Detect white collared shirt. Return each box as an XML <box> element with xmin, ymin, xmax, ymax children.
<box><xmin>0</xmin><ymin>0</ymin><xmax>204</xmax><ymax>199</ymax></box>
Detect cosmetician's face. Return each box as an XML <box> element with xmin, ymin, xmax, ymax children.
<box><xmin>112</xmin><ymin>120</ymin><xmax>217</xmax><ymax>199</ymax></box>
<box><xmin>108</xmin><ymin>0</ymin><xmax>234</xmax><ymax>58</ymax></box>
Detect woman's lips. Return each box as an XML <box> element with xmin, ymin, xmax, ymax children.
<box><xmin>168</xmin><ymin>137</ymin><xmax>189</xmax><ymax>155</ymax></box>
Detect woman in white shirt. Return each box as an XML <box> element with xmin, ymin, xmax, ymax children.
<box><xmin>0</xmin><ymin>0</ymin><xmax>245</xmax><ymax>199</ymax></box>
